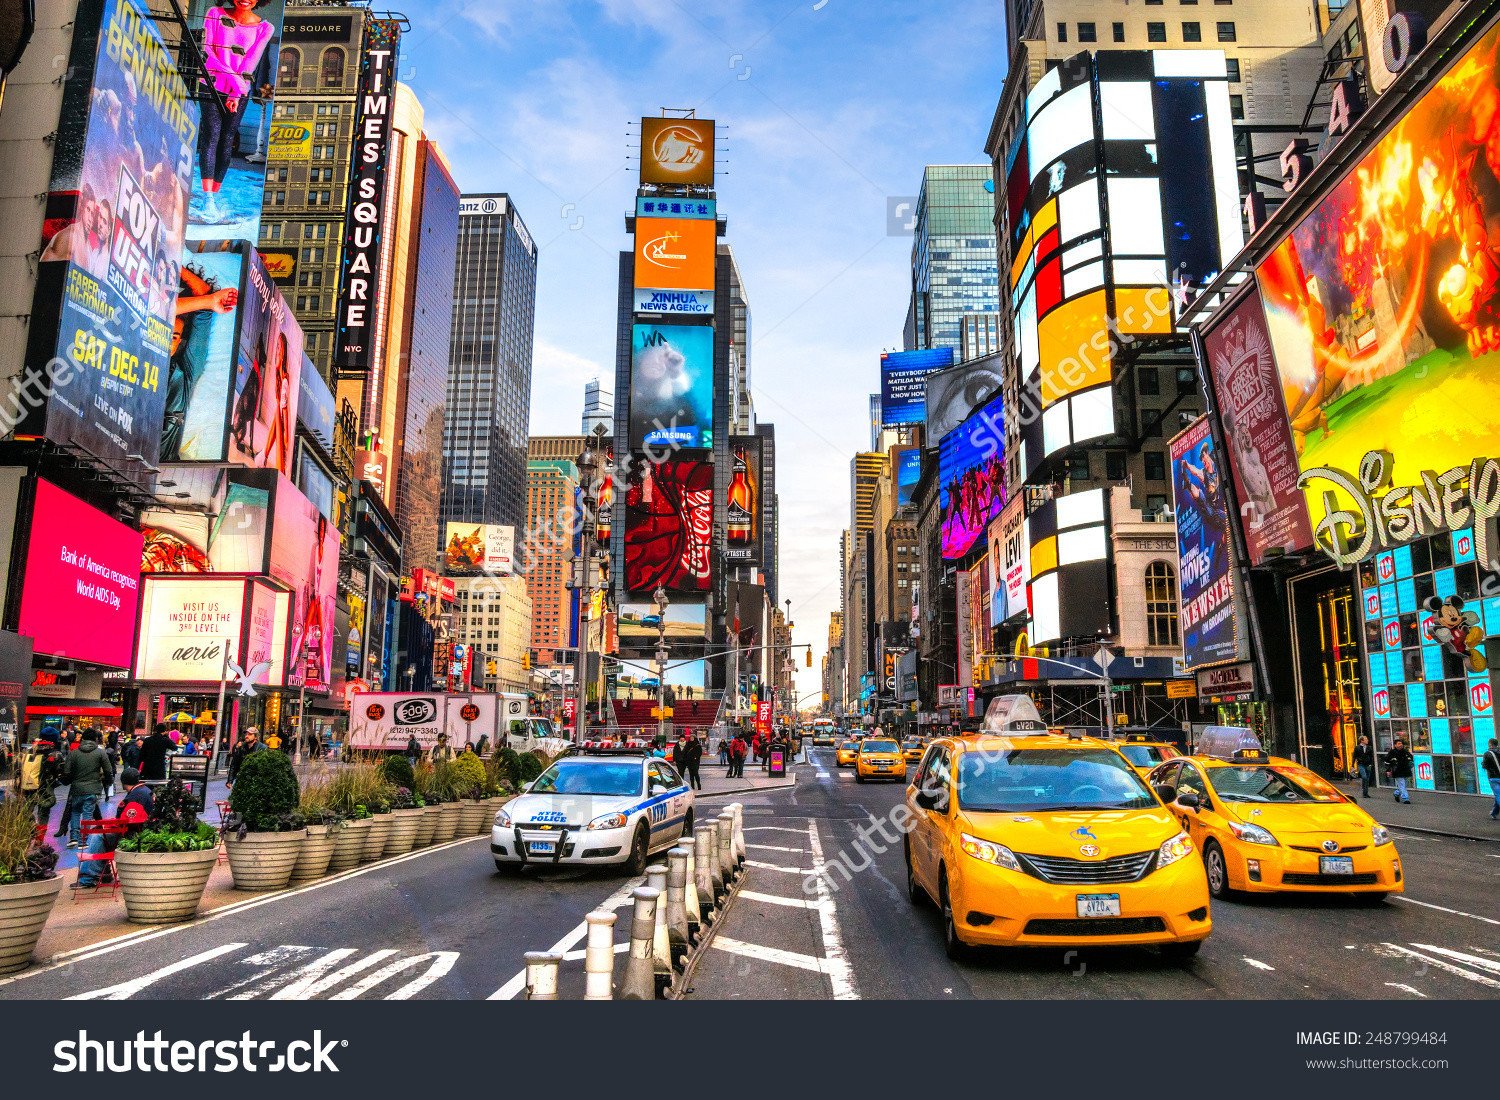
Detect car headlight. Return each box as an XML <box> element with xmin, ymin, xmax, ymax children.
<box><xmin>1157</xmin><ymin>832</ymin><xmax>1194</xmax><ymax>869</ymax></box>
<box><xmin>588</xmin><ymin>812</ymin><xmax>628</xmax><ymax>831</ymax></box>
<box><xmin>1228</xmin><ymin>819</ymin><xmax>1278</xmax><ymax>846</ymax></box>
<box><xmin>959</xmin><ymin>832</ymin><xmax>1022</xmax><ymax>872</ymax></box>
<box><xmin>493</xmin><ymin>809</ymin><xmax>512</xmax><ymax>828</ymax></box>
<box><xmin>1373</xmin><ymin>824</ymin><xmax>1392</xmax><ymax>847</ymax></box>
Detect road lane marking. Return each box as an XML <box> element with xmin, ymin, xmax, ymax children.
<box><xmin>68</xmin><ymin>943</ymin><xmax>247</xmax><ymax>1000</ymax></box>
<box><xmin>745</xmin><ymin>859</ymin><xmax>814</xmax><ymax>874</ymax></box>
<box><xmin>740</xmin><ymin>889</ymin><xmax>814</xmax><ymax>909</ymax></box>
<box><xmin>710</xmin><ymin>936</ymin><xmax>824</xmax><ymax>973</ymax></box>
<box><xmin>1395</xmin><ymin>896</ymin><xmax>1500</xmax><ymax>926</ymax></box>
<box><xmin>269</xmin><ymin>949</ymin><xmax>395</xmax><ymax>1000</ymax></box>
<box><xmin>807</xmin><ymin>819</ymin><xmax>859</xmax><ymax>1000</ymax></box>
<box><xmin>1242</xmin><ymin>958</ymin><xmax>1276</xmax><ymax>971</ymax></box>
<box><xmin>487</xmin><ymin>876</ymin><xmax>644</xmax><ymax>1000</ymax></box>
<box><xmin>747</xmin><ymin>843</ymin><xmax>807</xmax><ymax>854</ymax></box>
<box><xmin>1411</xmin><ymin>944</ymin><xmax>1500</xmax><ymax>975</ymax></box>
<box><xmin>1381</xmin><ymin>943</ymin><xmax>1500</xmax><ymax>989</ymax></box>
<box><xmin>1385</xmin><ymin>983</ymin><xmax>1427</xmax><ymax>998</ymax></box>
<box><xmin>225</xmin><ymin>946</ymin><xmax>332</xmax><ymax>1000</ymax></box>
<box><xmin>330</xmin><ymin>950</ymin><xmax>459</xmax><ymax>1000</ymax></box>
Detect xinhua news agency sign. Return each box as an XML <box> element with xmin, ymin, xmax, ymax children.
<box><xmin>634</xmin><ymin>288</ymin><xmax>714</xmax><ymax>316</ymax></box>
<box><xmin>334</xmin><ymin>19</ymin><xmax>401</xmax><ymax>374</ymax></box>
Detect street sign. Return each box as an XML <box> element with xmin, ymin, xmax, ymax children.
<box><xmin>1165</xmin><ymin>680</ymin><xmax>1198</xmax><ymax>699</ymax></box>
<box><xmin>1094</xmin><ymin>645</ymin><xmax>1113</xmax><ymax>673</ymax></box>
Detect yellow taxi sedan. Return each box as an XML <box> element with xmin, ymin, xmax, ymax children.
<box><xmin>835</xmin><ymin>740</ymin><xmax>860</xmax><ymax>768</ymax></box>
<box><xmin>904</xmin><ymin>730</ymin><xmax>1210</xmax><ymax>961</ymax></box>
<box><xmin>902</xmin><ymin>739</ymin><xmax>925</xmax><ymax>764</ymax></box>
<box><xmin>1113</xmin><ymin>732</ymin><xmax>1182</xmax><ymax>780</ymax></box>
<box><xmin>1148</xmin><ymin>750</ymin><xmax>1402</xmax><ymax>902</ymax></box>
<box><xmin>855</xmin><ymin>738</ymin><xmax>906</xmax><ymax>782</ymax></box>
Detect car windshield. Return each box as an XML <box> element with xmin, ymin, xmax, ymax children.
<box><xmin>863</xmin><ymin>740</ymin><xmax>899</xmax><ymax>753</ymax></box>
<box><xmin>957</xmin><ymin>748</ymin><xmax>1157</xmax><ymax>812</ymax></box>
<box><xmin>839</xmin><ymin>741</ymin><xmax>857</xmax><ymax>750</ymax></box>
<box><xmin>530</xmin><ymin>761</ymin><xmax>642</xmax><ymax>797</ymax></box>
<box><xmin>903</xmin><ymin>741</ymin><xmax>921</xmax><ymax>750</ymax></box>
<box><xmin>1119</xmin><ymin>744</ymin><xmax>1170</xmax><ymax>767</ymax></box>
<box><xmin>1210</xmin><ymin>766</ymin><xmax>1343</xmax><ymax>804</ymax></box>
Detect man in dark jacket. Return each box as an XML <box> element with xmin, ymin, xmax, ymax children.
<box><xmin>227</xmin><ymin>728</ymin><xmax>265</xmax><ymax>786</ymax></box>
<box><xmin>73</xmin><ymin>766</ymin><xmax>154</xmax><ymax>890</ymax></box>
<box><xmin>139</xmin><ymin>723</ymin><xmax>175</xmax><ymax>781</ymax></box>
<box><xmin>678</xmin><ymin>733</ymin><xmax>703</xmax><ymax>790</ymax></box>
<box><xmin>1353</xmin><ymin>734</ymin><xmax>1376</xmax><ymax>798</ymax></box>
<box><xmin>1386</xmin><ymin>738</ymin><xmax>1414</xmax><ymax>804</ymax></box>
<box><xmin>63</xmin><ymin>730</ymin><xmax>114</xmax><ymax>848</ymax></box>
<box><xmin>1482</xmin><ymin>737</ymin><xmax>1500</xmax><ymax>820</ymax></box>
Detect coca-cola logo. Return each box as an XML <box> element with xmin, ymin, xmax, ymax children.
<box><xmin>686</xmin><ymin>487</ymin><xmax>712</xmax><ymax>579</ymax></box>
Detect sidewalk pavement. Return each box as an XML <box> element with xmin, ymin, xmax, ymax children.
<box><xmin>693</xmin><ymin>760</ymin><xmax>798</xmax><ymax>799</ymax></box>
<box><xmin>1334</xmin><ymin>779</ymin><xmax>1500</xmax><ymax>843</ymax></box>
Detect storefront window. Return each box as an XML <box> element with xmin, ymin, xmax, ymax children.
<box><xmin>1145</xmin><ymin>561</ymin><xmax>1180</xmax><ymax>647</ymax></box>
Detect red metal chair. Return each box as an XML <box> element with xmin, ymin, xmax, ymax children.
<box><xmin>74</xmin><ymin>818</ymin><xmax>128</xmax><ymax>902</ymax></box>
<box><xmin>215</xmin><ymin>800</ymin><xmax>231</xmax><ymax>864</ymax></box>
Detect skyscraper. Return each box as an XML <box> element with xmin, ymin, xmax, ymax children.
<box><xmin>441</xmin><ymin>194</ymin><xmax>539</xmax><ymax>535</ymax></box>
<box><xmin>582</xmin><ymin>379</ymin><xmax>614</xmax><ymax>436</ymax></box>
<box><xmin>910</xmin><ymin>166</ymin><xmax>1000</xmax><ymax>353</ymax></box>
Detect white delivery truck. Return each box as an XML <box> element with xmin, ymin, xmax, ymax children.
<box><xmin>348</xmin><ymin>691</ymin><xmax>562</xmax><ymax>754</ymax></box>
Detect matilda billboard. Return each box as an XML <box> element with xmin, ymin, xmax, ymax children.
<box><xmin>25</xmin><ymin>0</ymin><xmax>197</xmax><ymax>483</ymax></box>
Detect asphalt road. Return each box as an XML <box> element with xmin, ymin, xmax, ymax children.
<box><xmin>685</xmin><ymin>748</ymin><xmax>1500</xmax><ymax>1000</ymax></box>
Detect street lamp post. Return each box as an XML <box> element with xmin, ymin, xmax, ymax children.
<box><xmin>653</xmin><ymin>587</ymin><xmax>669</xmax><ymax>745</ymax></box>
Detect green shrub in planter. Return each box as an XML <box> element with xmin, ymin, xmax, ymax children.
<box><xmin>379</xmin><ymin>754</ymin><xmax>414</xmax><ymax>792</ymax></box>
<box><xmin>120</xmin><ymin>779</ymin><xmax>217</xmax><ymax>852</ymax></box>
<box><xmin>450</xmin><ymin>753</ymin><xmax>486</xmax><ymax>799</ymax></box>
<box><xmin>516</xmin><ymin>753</ymin><xmax>545</xmax><ymax>786</ymax></box>
<box><xmin>496</xmin><ymin>748</ymin><xmax>522</xmax><ymax>786</ymax></box>
<box><xmin>227</xmin><ymin>750</ymin><xmax>303</xmax><ymax>834</ymax></box>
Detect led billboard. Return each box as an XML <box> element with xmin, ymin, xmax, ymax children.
<box><xmin>226</xmin><ymin>248</ymin><xmax>303</xmax><ymax>474</ymax></box>
<box><xmin>938</xmin><ymin>393</ymin><xmax>1006</xmax><ymax>560</ymax></box>
<box><xmin>624</xmin><ymin>457</ymin><xmax>713</xmax><ymax>593</ymax></box>
<box><xmin>618</xmin><ymin>601</ymin><xmax>707</xmax><ymax>647</ymax></box>
<box><xmin>629</xmin><ymin>323</ymin><xmax>714</xmax><ymax>450</ymax></box>
<box><xmin>726</xmin><ymin>437</ymin><xmax>762</xmax><ymax>564</ymax></box>
<box><xmin>269</xmin><ymin>477</ymin><xmax>340</xmax><ymax>691</ymax></box>
<box><xmin>443</xmin><ymin>523</ymin><xmax>516</xmax><ymax>575</ymax></box>
<box><xmin>1170</xmin><ymin>417</ymin><xmax>1239</xmax><ymax>668</ymax></box>
<box><xmin>134</xmin><ymin>576</ymin><xmax>246</xmax><ymax>683</ymax></box>
<box><xmin>634</xmin><ymin>217</ymin><xmax>717</xmax><ymax>293</ymax></box>
<box><xmin>925</xmin><ymin>355</ymin><xmax>1004</xmax><ymax>443</ymax></box>
<box><xmin>639</xmin><ymin>117</ymin><xmax>716</xmax><ymax>187</ymax></box>
<box><xmin>140</xmin><ymin>469</ymin><xmax>272</xmax><ymax>575</ymax></box>
<box><xmin>1025</xmin><ymin>488</ymin><xmax>1112</xmax><ymax>645</ymax></box>
<box><xmin>894</xmin><ymin>446</ymin><xmax>922</xmax><ymax>509</ymax></box>
<box><xmin>880</xmin><ymin>348</ymin><xmax>954</xmax><ymax>427</ymax></box>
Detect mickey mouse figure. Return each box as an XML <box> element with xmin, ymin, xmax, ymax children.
<box><xmin>1424</xmin><ymin>595</ymin><xmax>1488</xmax><ymax>674</ymax></box>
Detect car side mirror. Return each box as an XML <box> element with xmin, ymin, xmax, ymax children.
<box><xmin>913</xmin><ymin>787</ymin><xmax>948</xmax><ymax>813</ymax></box>
<box><xmin>1176</xmin><ymin>791</ymin><xmax>1202</xmax><ymax>811</ymax></box>
<box><xmin>1153</xmin><ymin>784</ymin><xmax>1177</xmax><ymax>804</ymax></box>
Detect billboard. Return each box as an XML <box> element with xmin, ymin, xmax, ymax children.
<box><xmin>1252</xmin><ymin>19</ymin><xmax>1500</xmax><ymax>547</ymax></box>
<box><xmin>25</xmin><ymin>0</ymin><xmax>197</xmax><ymax>482</ymax></box>
<box><xmin>618</xmin><ymin>601</ymin><xmax>707</xmax><ymax>647</ymax></box>
<box><xmin>989</xmin><ymin>493</ymin><xmax>1029</xmax><ymax>625</ymax></box>
<box><xmin>634</xmin><ymin>288</ymin><xmax>715</xmax><ymax>316</ymax></box>
<box><xmin>140</xmin><ymin>469</ymin><xmax>273</xmax><ymax>575</ymax></box>
<box><xmin>925</xmin><ymin>355</ymin><xmax>1004</xmax><ymax>443</ymax></box>
<box><xmin>269</xmin><ymin>477</ymin><xmax>340</xmax><ymax>691</ymax></box>
<box><xmin>134</xmin><ymin>576</ymin><xmax>246</xmax><ymax>683</ymax></box>
<box><xmin>880</xmin><ymin>348</ymin><xmax>954</xmax><ymax>427</ymax></box>
<box><xmin>1170</xmin><ymin>417</ymin><xmax>1238</xmax><ymax>669</ymax></box>
<box><xmin>894</xmin><ymin>445</ymin><xmax>922</xmax><ymax>509</ymax></box>
<box><xmin>637</xmin><ymin>196</ymin><xmax>716</xmax><ymax>221</ymax></box>
<box><xmin>1025</xmin><ymin>488</ymin><xmax>1112</xmax><ymax>645</ymax></box>
<box><xmin>639</xmin><ymin>117</ymin><xmax>715</xmax><ymax>187</ymax></box>
<box><xmin>182</xmin><ymin>0</ymin><xmax>289</xmax><ymax>244</ymax></box>
<box><xmin>334</xmin><ymin>18</ymin><xmax>402</xmax><ymax>373</ymax></box>
<box><xmin>938</xmin><ymin>392</ymin><xmax>1006</xmax><ymax>560</ymax></box>
<box><xmin>726</xmin><ymin>436</ymin><xmax>762</xmax><ymax>564</ymax></box>
<box><xmin>443</xmin><ymin>523</ymin><xmax>516</xmax><ymax>575</ymax></box>
<box><xmin>1199</xmin><ymin>287</ymin><xmax>1313</xmax><ymax>564</ymax></box>
<box><xmin>634</xmin><ymin>217</ymin><xmax>717</xmax><ymax>293</ymax></box>
<box><xmin>14</xmin><ymin>479</ymin><xmax>144</xmax><ymax>670</ymax></box>
<box><xmin>629</xmin><ymin>323</ymin><xmax>714</xmax><ymax>450</ymax></box>
<box><xmin>225</xmin><ymin>243</ymin><xmax>303</xmax><ymax>473</ymax></box>
<box><xmin>624</xmin><ymin>457</ymin><xmax>713</xmax><ymax>593</ymax></box>
<box><xmin>297</xmin><ymin>354</ymin><xmax>336</xmax><ymax>453</ymax></box>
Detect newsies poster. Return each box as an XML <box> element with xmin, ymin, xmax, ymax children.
<box><xmin>1170</xmin><ymin>417</ymin><xmax>1240</xmax><ymax>669</ymax></box>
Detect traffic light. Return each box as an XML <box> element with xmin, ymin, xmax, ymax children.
<box><xmin>522</xmin><ymin>651</ymin><xmax>531</xmax><ymax>670</ymax></box>
<box><xmin>805</xmin><ymin>648</ymin><xmax>812</xmax><ymax>668</ymax></box>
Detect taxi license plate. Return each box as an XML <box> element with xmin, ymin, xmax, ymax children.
<box><xmin>1319</xmin><ymin>856</ymin><xmax>1354</xmax><ymax>875</ymax></box>
<box><xmin>527</xmin><ymin>841</ymin><xmax>556</xmax><ymax>855</ymax></box>
<box><xmin>1077</xmin><ymin>894</ymin><xmax>1121</xmax><ymax>918</ymax></box>
<box><xmin>875</xmin><ymin>765</ymin><xmax>892</xmax><ymax>771</ymax></box>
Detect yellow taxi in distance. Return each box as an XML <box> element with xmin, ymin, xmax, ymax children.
<box><xmin>904</xmin><ymin>730</ymin><xmax>1211</xmax><ymax>961</ymax></box>
<box><xmin>856</xmin><ymin>738</ymin><xmax>906</xmax><ymax>782</ymax></box>
<box><xmin>1113</xmin><ymin>732</ymin><xmax>1182</xmax><ymax>780</ymax></box>
<box><xmin>835</xmin><ymin>740</ymin><xmax>860</xmax><ymax>768</ymax></box>
<box><xmin>902</xmin><ymin>739</ymin><xmax>925</xmax><ymax>763</ymax></box>
<box><xmin>1148</xmin><ymin>749</ymin><xmax>1403</xmax><ymax>902</ymax></box>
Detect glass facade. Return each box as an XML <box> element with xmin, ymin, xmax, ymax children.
<box><xmin>911</xmin><ymin>166</ymin><xmax>999</xmax><ymax>354</ymax></box>
<box><xmin>441</xmin><ymin>196</ymin><xmax>538</xmax><ymax>534</ymax></box>
<box><xmin>1359</xmin><ymin>529</ymin><xmax>1493</xmax><ymax>795</ymax></box>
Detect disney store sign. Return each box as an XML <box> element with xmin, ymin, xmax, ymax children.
<box><xmin>1299</xmin><ymin>450</ymin><xmax>1500</xmax><ymax>569</ymax></box>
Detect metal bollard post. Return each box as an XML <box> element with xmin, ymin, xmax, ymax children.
<box><xmin>695</xmin><ymin>824</ymin><xmax>722</xmax><ymax>912</ymax></box>
<box><xmin>583</xmin><ymin>910</ymin><xmax>617</xmax><ymax>1000</ymax></box>
<box><xmin>619</xmin><ymin>887</ymin><xmax>660</xmax><ymax>1000</ymax></box>
<box><xmin>716</xmin><ymin>812</ymin><xmax>736</xmax><ymax>885</ymax></box>
<box><xmin>647</xmin><ymin>863</ymin><xmax>673</xmax><ymax>989</ymax></box>
<box><xmin>729</xmin><ymin>802</ymin><xmax>746</xmax><ymax>865</ymax></box>
<box><xmin>682</xmin><ymin>833</ymin><xmax>703</xmax><ymax>936</ymax></box>
<box><xmin>666</xmin><ymin>848</ymin><xmax>692</xmax><ymax>965</ymax></box>
<box><xmin>524</xmin><ymin>951</ymin><xmax>562</xmax><ymax>1000</ymax></box>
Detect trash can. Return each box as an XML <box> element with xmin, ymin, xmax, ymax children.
<box><xmin>768</xmin><ymin>749</ymin><xmax>786</xmax><ymax>778</ymax></box>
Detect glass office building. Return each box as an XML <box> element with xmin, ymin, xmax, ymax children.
<box><xmin>911</xmin><ymin>166</ymin><xmax>1000</xmax><ymax>354</ymax></box>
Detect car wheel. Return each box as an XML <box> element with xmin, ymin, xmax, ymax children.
<box><xmin>905</xmin><ymin>840</ymin><xmax>927</xmax><ymax>907</ymax></box>
<box><xmin>939</xmin><ymin>868</ymin><xmax>972</xmax><ymax>962</ymax></box>
<box><xmin>855</xmin><ymin>772</ymin><xmax>866</xmax><ymax>783</ymax></box>
<box><xmin>1203</xmin><ymin>839</ymin><xmax>1233</xmax><ymax>900</ymax></box>
<box><xmin>1160</xmin><ymin>939</ymin><xmax>1202</xmax><ymax>963</ymax></box>
<box><xmin>624</xmin><ymin>824</ymin><xmax>650</xmax><ymax>877</ymax></box>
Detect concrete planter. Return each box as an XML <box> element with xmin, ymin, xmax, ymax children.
<box><xmin>225</xmin><ymin>829</ymin><xmax>306</xmax><ymax>891</ymax></box>
<box><xmin>459</xmin><ymin>800</ymin><xmax>490</xmax><ymax>836</ymax></box>
<box><xmin>431</xmin><ymin>802</ymin><xmax>461</xmax><ymax>843</ymax></box>
<box><xmin>327</xmin><ymin>817</ymin><xmax>371</xmax><ymax>873</ymax></box>
<box><xmin>384</xmin><ymin>808</ymin><xmax>422</xmax><ymax>857</ymax></box>
<box><xmin>361</xmin><ymin>813</ymin><xmax>394</xmax><ymax>862</ymax></box>
<box><xmin>412</xmin><ymin>805</ymin><xmax>438</xmax><ymax>848</ymax></box>
<box><xmin>289</xmin><ymin>824</ymin><xmax>336</xmax><ymax>886</ymax></box>
<box><xmin>114</xmin><ymin>848</ymin><xmax>218</xmax><ymax>925</ymax></box>
<box><xmin>0</xmin><ymin>876</ymin><xmax>64</xmax><ymax>975</ymax></box>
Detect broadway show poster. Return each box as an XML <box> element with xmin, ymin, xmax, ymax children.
<box><xmin>1170</xmin><ymin>417</ymin><xmax>1239</xmax><ymax>669</ymax></box>
<box><xmin>624</xmin><ymin>457</ymin><xmax>713</xmax><ymax>593</ymax></box>
<box><xmin>1201</xmin><ymin>287</ymin><xmax>1313</xmax><ymax>565</ymax></box>
<box><xmin>27</xmin><ymin>0</ymin><xmax>197</xmax><ymax>480</ymax></box>
<box><xmin>629</xmin><ymin>323</ymin><xmax>714</xmax><ymax>450</ymax></box>
<box><xmin>182</xmin><ymin>0</ymin><xmax>289</xmax><ymax>244</ymax></box>
<box><xmin>225</xmin><ymin>247</ymin><xmax>303</xmax><ymax>474</ymax></box>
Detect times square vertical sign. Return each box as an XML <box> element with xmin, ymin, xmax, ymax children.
<box><xmin>334</xmin><ymin>19</ymin><xmax>401</xmax><ymax>373</ymax></box>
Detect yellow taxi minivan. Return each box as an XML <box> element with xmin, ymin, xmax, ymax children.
<box><xmin>1148</xmin><ymin>728</ymin><xmax>1402</xmax><ymax>903</ymax></box>
<box><xmin>856</xmin><ymin>737</ymin><xmax>906</xmax><ymax>782</ymax></box>
<box><xmin>835</xmin><ymin>739</ymin><xmax>860</xmax><ymax>768</ymax></box>
<box><xmin>904</xmin><ymin>696</ymin><xmax>1211</xmax><ymax>962</ymax></box>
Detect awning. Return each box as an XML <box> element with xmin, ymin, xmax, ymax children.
<box><xmin>26</xmin><ymin>699</ymin><xmax>124</xmax><ymax>718</ymax></box>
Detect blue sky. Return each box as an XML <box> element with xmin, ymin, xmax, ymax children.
<box><xmin>402</xmin><ymin>0</ymin><xmax>1006</xmax><ymax>702</ymax></box>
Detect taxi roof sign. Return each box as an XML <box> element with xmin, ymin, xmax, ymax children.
<box><xmin>980</xmin><ymin>694</ymin><xmax>1048</xmax><ymax>734</ymax></box>
<box><xmin>1196</xmin><ymin>725</ymin><xmax>1263</xmax><ymax>760</ymax></box>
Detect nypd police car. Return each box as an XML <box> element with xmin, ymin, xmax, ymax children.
<box><xmin>490</xmin><ymin>752</ymin><xmax>695</xmax><ymax>875</ymax></box>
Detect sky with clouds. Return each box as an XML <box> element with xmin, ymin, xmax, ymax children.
<box><xmin>400</xmin><ymin>0</ymin><xmax>1007</xmax><ymax>703</ymax></box>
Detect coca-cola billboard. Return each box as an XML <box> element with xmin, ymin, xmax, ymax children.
<box><xmin>623</xmin><ymin>456</ymin><xmax>713</xmax><ymax>593</ymax></box>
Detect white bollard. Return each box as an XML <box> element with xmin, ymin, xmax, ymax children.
<box><xmin>729</xmin><ymin>802</ymin><xmax>746</xmax><ymax>865</ymax></box>
<box><xmin>524</xmin><ymin>951</ymin><xmax>562</xmax><ymax>1000</ymax></box>
<box><xmin>583</xmin><ymin>910</ymin><xmax>617</xmax><ymax>1000</ymax></box>
<box><xmin>716</xmin><ymin>812</ymin><xmax>736</xmax><ymax>885</ymax></box>
<box><xmin>666</xmin><ymin>847</ymin><xmax>692</xmax><ymax>964</ymax></box>
<box><xmin>647</xmin><ymin>863</ymin><xmax>673</xmax><ymax>987</ymax></box>
<box><xmin>695</xmin><ymin>824</ymin><xmax>722</xmax><ymax>911</ymax></box>
<box><xmin>682</xmin><ymin>833</ymin><xmax>703</xmax><ymax>935</ymax></box>
<box><xmin>619</xmin><ymin>887</ymin><xmax>660</xmax><ymax>1000</ymax></box>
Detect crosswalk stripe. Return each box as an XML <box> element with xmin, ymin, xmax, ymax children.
<box><xmin>710</xmin><ymin>936</ymin><xmax>824</xmax><ymax>973</ymax></box>
<box><xmin>1381</xmin><ymin>943</ymin><xmax>1500</xmax><ymax>989</ymax></box>
<box><xmin>68</xmin><ymin>944</ymin><xmax>247</xmax><ymax>1001</ymax></box>
<box><xmin>746</xmin><ymin>859</ymin><xmax>813</xmax><ymax>874</ymax></box>
<box><xmin>739</xmin><ymin>890</ymin><xmax>814</xmax><ymax>909</ymax></box>
<box><xmin>747</xmin><ymin>843</ymin><xmax>807</xmax><ymax>854</ymax></box>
